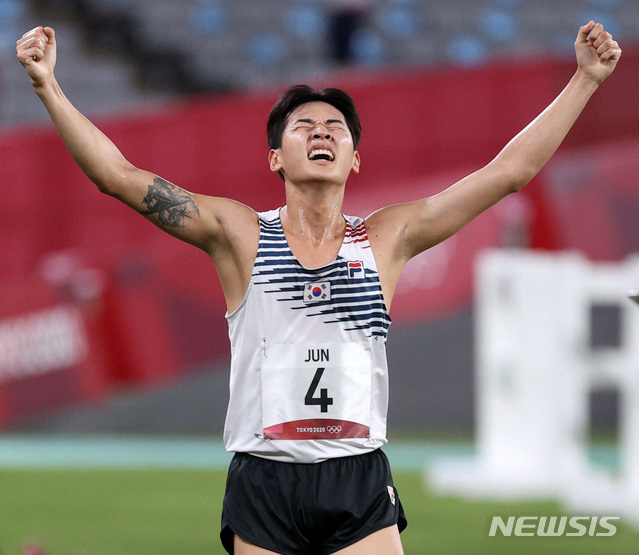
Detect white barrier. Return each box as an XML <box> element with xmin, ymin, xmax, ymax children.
<box><xmin>427</xmin><ymin>250</ymin><xmax>639</xmax><ymax>525</ymax></box>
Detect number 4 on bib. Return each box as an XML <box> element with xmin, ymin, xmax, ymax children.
<box><xmin>304</xmin><ymin>368</ymin><xmax>334</xmax><ymax>413</ymax></box>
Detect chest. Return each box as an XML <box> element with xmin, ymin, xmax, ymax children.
<box><xmin>285</xmin><ymin>233</ymin><xmax>345</xmax><ymax>269</ymax></box>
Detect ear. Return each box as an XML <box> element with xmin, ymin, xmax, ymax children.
<box><xmin>351</xmin><ymin>150</ymin><xmax>361</xmax><ymax>174</ymax></box>
<box><xmin>269</xmin><ymin>149</ymin><xmax>282</xmax><ymax>173</ymax></box>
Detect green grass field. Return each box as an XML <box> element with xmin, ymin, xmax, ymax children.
<box><xmin>2</xmin><ymin>466</ymin><xmax>639</xmax><ymax>554</ymax></box>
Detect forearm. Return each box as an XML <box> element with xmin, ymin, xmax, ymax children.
<box><xmin>494</xmin><ymin>69</ymin><xmax>599</xmax><ymax>191</ymax></box>
<box><xmin>34</xmin><ymin>77</ymin><xmax>134</xmax><ymax>192</ymax></box>
<box><xmin>396</xmin><ymin>70</ymin><xmax>601</xmax><ymax>258</ymax></box>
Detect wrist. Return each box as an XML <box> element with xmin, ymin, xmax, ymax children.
<box><xmin>33</xmin><ymin>75</ymin><xmax>60</xmax><ymax>98</ymax></box>
<box><xmin>574</xmin><ymin>67</ymin><xmax>604</xmax><ymax>89</ymax></box>
<box><xmin>573</xmin><ymin>68</ymin><xmax>601</xmax><ymax>91</ymax></box>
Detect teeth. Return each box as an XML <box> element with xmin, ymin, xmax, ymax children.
<box><xmin>308</xmin><ymin>149</ymin><xmax>334</xmax><ymax>161</ymax></box>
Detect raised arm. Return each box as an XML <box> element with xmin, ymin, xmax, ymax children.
<box><xmin>16</xmin><ymin>26</ymin><xmax>259</xmax><ymax>312</ymax></box>
<box><xmin>368</xmin><ymin>21</ymin><xmax>621</xmax><ymax>270</ymax></box>
<box><xmin>15</xmin><ymin>26</ymin><xmax>256</xmax><ymax>252</ymax></box>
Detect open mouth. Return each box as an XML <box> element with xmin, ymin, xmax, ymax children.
<box><xmin>308</xmin><ymin>149</ymin><xmax>335</xmax><ymax>162</ymax></box>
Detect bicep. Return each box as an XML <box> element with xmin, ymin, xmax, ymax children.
<box><xmin>105</xmin><ymin>167</ymin><xmax>223</xmax><ymax>251</ymax></box>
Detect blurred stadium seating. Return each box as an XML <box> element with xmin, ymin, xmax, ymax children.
<box><xmin>1</xmin><ymin>0</ymin><xmax>637</xmax><ymax>125</ymax></box>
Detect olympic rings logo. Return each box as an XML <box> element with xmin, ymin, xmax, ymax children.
<box><xmin>326</xmin><ymin>426</ymin><xmax>342</xmax><ymax>434</ymax></box>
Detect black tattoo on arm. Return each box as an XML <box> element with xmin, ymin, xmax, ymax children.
<box><xmin>141</xmin><ymin>177</ymin><xmax>200</xmax><ymax>228</ymax></box>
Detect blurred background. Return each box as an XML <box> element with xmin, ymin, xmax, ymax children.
<box><xmin>1</xmin><ymin>0</ymin><xmax>639</xmax><ymax>553</ymax></box>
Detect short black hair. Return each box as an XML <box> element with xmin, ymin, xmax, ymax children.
<box><xmin>267</xmin><ymin>85</ymin><xmax>362</xmax><ymax>150</ymax></box>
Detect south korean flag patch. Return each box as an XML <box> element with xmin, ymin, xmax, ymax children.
<box><xmin>304</xmin><ymin>281</ymin><xmax>331</xmax><ymax>304</ymax></box>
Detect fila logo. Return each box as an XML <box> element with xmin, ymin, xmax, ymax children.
<box><xmin>348</xmin><ymin>261</ymin><xmax>364</xmax><ymax>279</ymax></box>
<box><xmin>304</xmin><ymin>281</ymin><xmax>331</xmax><ymax>304</ymax></box>
<box><xmin>387</xmin><ymin>486</ymin><xmax>396</xmax><ymax>506</ymax></box>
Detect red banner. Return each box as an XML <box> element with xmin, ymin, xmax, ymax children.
<box><xmin>542</xmin><ymin>137</ymin><xmax>639</xmax><ymax>261</ymax></box>
<box><xmin>0</xmin><ymin>277</ymin><xmax>111</xmax><ymax>427</ymax></box>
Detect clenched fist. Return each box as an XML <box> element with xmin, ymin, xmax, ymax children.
<box><xmin>575</xmin><ymin>21</ymin><xmax>622</xmax><ymax>85</ymax></box>
<box><xmin>16</xmin><ymin>26</ymin><xmax>57</xmax><ymax>89</ymax></box>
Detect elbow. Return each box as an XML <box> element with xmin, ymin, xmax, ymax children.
<box><xmin>92</xmin><ymin>161</ymin><xmax>135</xmax><ymax>197</ymax></box>
<box><xmin>93</xmin><ymin>176</ymin><xmax>119</xmax><ymax>197</ymax></box>
<box><xmin>510</xmin><ymin>175</ymin><xmax>533</xmax><ymax>194</ymax></box>
<box><xmin>495</xmin><ymin>160</ymin><xmax>536</xmax><ymax>194</ymax></box>
<box><xmin>94</xmin><ymin>179</ymin><xmax>112</xmax><ymax>195</ymax></box>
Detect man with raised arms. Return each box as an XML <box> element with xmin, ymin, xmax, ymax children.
<box><xmin>16</xmin><ymin>21</ymin><xmax>621</xmax><ymax>554</ymax></box>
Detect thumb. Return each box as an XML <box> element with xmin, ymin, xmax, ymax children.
<box><xmin>43</xmin><ymin>26</ymin><xmax>56</xmax><ymax>46</ymax></box>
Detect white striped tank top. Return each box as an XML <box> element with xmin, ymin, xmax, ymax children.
<box><xmin>223</xmin><ymin>208</ymin><xmax>392</xmax><ymax>463</ymax></box>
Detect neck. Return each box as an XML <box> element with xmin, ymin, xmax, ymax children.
<box><xmin>282</xmin><ymin>182</ymin><xmax>345</xmax><ymax>245</ymax></box>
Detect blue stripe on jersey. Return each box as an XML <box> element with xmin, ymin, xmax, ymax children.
<box><xmin>252</xmin><ymin>214</ymin><xmax>391</xmax><ymax>339</ymax></box>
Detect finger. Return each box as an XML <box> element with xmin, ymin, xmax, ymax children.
<box><xmin>17</xmin><ymin>38</ymin><xmax>45</xmax><ymax>62</ymax></box>
<box><xmin>596</xmin><ymin>38</ymin><xmax>613</xmax><ymax>56</ymax></box>
<box><xmin>19</xmin><ymin>36</ymin><xmax>46</xmax><ymax>52</ymax></box>
<box><xmin>599</xmin><ymin>43</ymin><xmax>622</xmax><ymax>63</ymax></box>
<box><xmin>592</xmin><ymin>30</ymin><xmax>613</xmax><ymax>49</ymax></box>
<box><xmin>16</xmin><ymin>26</ymin><xmax>43</xmax><ymax>45</ymax></box>
<box><xmin>21</xmin><ymin>26</ymin><xmax>44</xmax><ymax>39</ymax></box>
<box><xmin>20</xmin><ymin>46</ymin><xmax>44</xmax><ymax>62</ymax></box>
<box><xmin>586</xmin><ymin>22</ymin><xmax>604</xmax><ymax>43</ymax></box>
<box><xmin>16</xmin><ymin>30</ymin><xmax>45</xmax><ymax>53</ymax></box>
<box><xmin>576</xmin><ymin>20</ymin><xmax>595</xmax><ymax>44</ymax></box>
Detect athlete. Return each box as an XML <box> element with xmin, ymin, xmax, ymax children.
<box><xmin>16</xmin><ymin>21</ymin><xmax>621</xmax><ymax>554</ymax></box>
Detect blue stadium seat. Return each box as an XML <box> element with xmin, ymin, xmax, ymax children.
<box><xmin>481</xmin><ymin>8</ymin><xmax>519</xmax><ymax>44</ymax></box>
<box><xmin>351</xmin><ymin>29</ymin><xmax>385</xmax><ymax>67</ymax></box>
<box><xmin>285</xmin><ymin>5</ymin><xmax>326</xmax><ymax>40</ymax></box>
<box><xmin>448</xmin><ymin>34</ymin><xmax>489</xmax><ymax>66</ymax></box>
<box><xmin>0</xmin><ymin>0</ymin><xmax>24</xmax><ymax>56</ymax></box>
<box><xmin>0</xmin><ymin>0</ymin><xmax>23</xmax><ymax>18</ymax></box>
<box><xmin>379</xmin><ymin>5</ymin><xmax>420</xmax><ymax>39</ymax></box>
<box><xmin>191</xmin><ymin>0</ymin><xmax>230</xmax><ymax>35</ymax></box>
<box><xmin>248</xmin><ymin>33</ymin><xmax>288</xmax><ymax>67</ymax></box>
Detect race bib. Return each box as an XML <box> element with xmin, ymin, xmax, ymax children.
<box><xmin>261</xmin><ymin>343</ymin><xmax>372</xmax><ymax>440</ymax></box>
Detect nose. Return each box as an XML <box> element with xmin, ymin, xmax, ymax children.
<box><xmin>313</xmin><ymin>124</ymin><xmax>332</xmax><ymax>140</ymax></box>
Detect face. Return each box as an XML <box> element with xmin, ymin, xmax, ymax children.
<box><xmin>269</xmin><ymin>101</ymin><xmax>360</xmax><ymax>186</ymax></box>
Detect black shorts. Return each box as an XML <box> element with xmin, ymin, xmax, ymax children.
<box><xmin>220</xmin><ymin>449</ymin><xmax>407</xmax><ymax>555</ymax></box>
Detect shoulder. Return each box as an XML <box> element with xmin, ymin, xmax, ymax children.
<box><xmin>364</xmin><ymin>204</ymin><xmax>412</xmax><ymax>266</ymax></box>
<box><xmin>191</xmin><ymin>196</ymin><xmax>260</xmax><ymax>253</ymax></box>
<box><xmin>363</xmin><ymin>205</ymin><xmax>409</xmax><ymax>242</ymax></box>
<box><xmin>343</xmin><ymin>213</ymin><xmax>365</xmax><ymax>227</ymax></box>
<box><xmin>257</xmin><ymin>207</ymin><xmax>283</xmax><ymax>223</ymax></box>
<box><xmin>194</xmin><ymin>195</ymin><xmax>260</xmax><ymax>223</ymax></box>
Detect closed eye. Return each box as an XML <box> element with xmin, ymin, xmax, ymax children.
<box><xmin>292</xmin><ymin>119</ymin><xmax>347</xmax><ymax>132</ymax></box>
<box><xmin>325</xmin><ymin>119</ymin><xmax>346</xmax><ymax>128</ymax></box>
